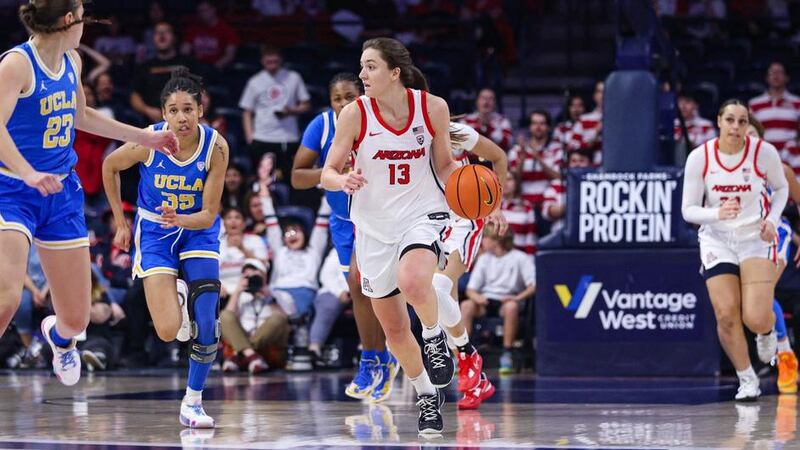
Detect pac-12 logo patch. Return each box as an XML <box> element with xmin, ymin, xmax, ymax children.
<box><xmin>197</xmin><ymin>161</ymin><xmax>205</xmax><ymax>171</ymax></box>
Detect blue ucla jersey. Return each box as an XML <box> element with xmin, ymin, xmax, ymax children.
<box><xmin>301</xmin><ymin>109</ymin><xmax>349</xmax><ymax>219</ymax></box>
<box><xmin>1</xmin><ymin>42</ymin><xmax>78</xmax><ymax>174</ymax></box>
<box><xmin>138</xmin><ymin>122</ymin><xmax>218</xmax><ymax>215</ymax></box>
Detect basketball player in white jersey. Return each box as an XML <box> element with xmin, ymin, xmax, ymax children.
<box><xmin>437</xmin><ymin>121</ymin><xmax>507</xmax><ymax>407</ymax></box>
<box><xmin>682</xmin><ymin>99</ymin><xmax>788</xmax><ymax>401</ymax></box>
<box><xmin>321</xmin><ymin>37</ymin><xmax>457</xmax><ymax>434</ymax></box>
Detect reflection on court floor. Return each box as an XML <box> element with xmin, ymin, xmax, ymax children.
<box><xmin>0</xmin><ymin>370</ymin><xmax>794</xmax><ymax>449</ymax></box>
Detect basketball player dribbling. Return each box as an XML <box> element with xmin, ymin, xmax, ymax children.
<box><xmin>0</xmin><ymin>0</ymin><xmax>179</xmax><ymax>387</ymax></box>
<box><xmin>682</xmin><ymin>99</ymin><xmax>788</xmax><ymax>400</ymax></box>
<box><xmin>321</xmin><ymin>37</ymin><xmax>457</xmax><ymax>434</ymax></box>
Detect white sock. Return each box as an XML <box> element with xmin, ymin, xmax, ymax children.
<box><xmin>736</xmin><ymin>366</ymin><xmax>757</xmax><ymax>381</ymax></box>
<box><xmin>184</xmin><ymin>387</ymin><xmax>202</xmax><ymax>404</ymax></box>
<box><xmin>421</xmin><ymin>322</ymin><xmax>442</xmax><ymax>340</ymax></box>
<box><xmin>409</xmin><ymin>370</ymin><xmax>436</xmax><ymax>396</ymax></box>
<box><xmin>777</xmin><ymin>339</ymin><xmax>792</xmax><ymax>353</ymax></box>
<box><xmin>452</xmin><ymin>331</ymin><xmax>469</xmax><ymax>347</ymax></box>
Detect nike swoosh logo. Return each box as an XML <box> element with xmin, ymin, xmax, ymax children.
<box><xmin>369</xmin><ymin>131</ymin><xmax>382</xmax><ymax>136</ymax></box>
<box><xmin>481</xmin><ymin>177</ymin><xmax>494</xmax><ymax>206</ymax></box>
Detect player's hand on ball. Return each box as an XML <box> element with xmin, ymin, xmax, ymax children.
<box><xmin>145</xmin><ymin>129</ymin><xmax>180</xmax><ymax>156</ymax></box>
<box><xmin>718</xmin><ymin>198</ymin><xmax>740</xmax><ymax>220</ymax></box>
<box><xmin>342</xmin><ymin>168</ymin><xmax>367</xmax><ymax>194</ymax></box>
<box><xmin>760</xmin><ymin>220</ymin><xmax>777</xmax><ymax>243</ymax></box>
<box><xmin>113</xmin><ymin>226</ymin><xmax>131</xmax><ymax>252</ymax></box>
<box><xmin>157</xmin><ymin>205</ymin><xmax>182</xmax><ymax>229</ymax></box>
<box><xmin>486</xmin><ymin>208</ymin><xmax>508</xmax><ymax>235</ymax></box>
<box><xmin>23</xmin><ymin>171</ymin><xmax>62</xmax><ymax>196</ymax></box>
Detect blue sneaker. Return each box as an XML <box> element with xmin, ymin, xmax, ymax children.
<box><xmin>346</xmin><ymin>355</ymin><xmax>382</xmax><ymax>399</ymax></box>
<box><xmin>499</xmin><ymin>351</ymin><xmax>513</xmax><ymax>375</ymax></box>
<box><xmin>370</xmin><ymin>353</ymin><xmax>399</xmax><ymax>403</ymax></box>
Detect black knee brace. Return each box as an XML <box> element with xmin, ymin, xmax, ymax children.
<box><xmin>187</xmin><ymin>278</ymin><xmax>221</xmax><ymax>364</ymax></box>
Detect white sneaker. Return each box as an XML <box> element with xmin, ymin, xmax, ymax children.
<box><xmin>735</xmin><ymin>375</ymin><xmax>761</xmax><ymax>401</ymax></box>
<box><xmin>176</xmin><ymin>279</ymin><xmax>191</xmax><ymax>343</ymax></box>
<box><xmin>40</xmin><ymin>315</ymin><xmax>81</xmax><ymax>386</ymax></box>
<box><xmin>179</xmin><ymin>399</ymin><xmax>215</xmax><ymax>428</ymax></box>
<box><xmin>755</xmin><ymin>330</ymin><xmax>777</xmax><ymax>364</ymax></box>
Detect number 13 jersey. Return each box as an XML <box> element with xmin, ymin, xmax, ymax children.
<box><xmin>350</xmin><ymin>88</ymin><xmax>448</xmax><ymax>243</ymax></box>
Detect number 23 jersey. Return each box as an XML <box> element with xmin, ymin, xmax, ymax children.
<box><xmin>349</xmin><ymin>89</ymin><xmax>448</xmax><ymax>243</ymax></box>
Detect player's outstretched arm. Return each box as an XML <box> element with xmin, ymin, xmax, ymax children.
<box><xmin>427</xmin><ymin>94</ymin><xmax>458</xmax><ymax>182</ymax></box>
<box><xmin>161</xmin><ymin>135</ymin><xmax>230</xmax><ymax>231</ymax></box>
<box><xmin>321</xmin><ymin>102</ymin><xmax>365</xmax><ymax>194</ymax></box>
<box><xmin>68</xmin><ymin>50</ymin><xmax>179</xmax><ymax>156</ymax></box>
<box><xmin>0</xmin><ymin>52</ymin><xmax>62</xmax><ymax>196</ymax></box>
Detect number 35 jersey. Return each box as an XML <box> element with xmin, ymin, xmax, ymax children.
<box><xmin>350</xmin><ymin>89</ymin><xmax>448</xmax><ymax>243</ymax></box>
<box><xmin>1</xmin><ymin>41</ymin><xmax>78</xmax><ymax>174</ymax></box>
<box><xmin>138</xmin><ymin>122</ymin><xmax>218</xmax><ymax>216</ymax></box>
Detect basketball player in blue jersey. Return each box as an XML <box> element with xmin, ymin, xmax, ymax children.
<box><xmin>102</xmin><ymin>69</ymin><xmax>228</xmax><ymax>429</ymax></box>
<box><xmin>0</xmin><ymin>1</ymin><xmax>179</xmax><ymax>387</ymax></box>
<box><xmin>292</xmin><ymin>73</ymin><xmax>400</xmax><ymax>403</ymax></box>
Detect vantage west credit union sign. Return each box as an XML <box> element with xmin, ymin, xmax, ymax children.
<box><xmin>566</xmin><ymin>170</ymin><xmax>683</xmax><ymax>247</ymax></box>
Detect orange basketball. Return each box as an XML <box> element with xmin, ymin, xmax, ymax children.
<box><xmin>445</xmin><ymin>164</ymin><xmax>502</xmax><ymax>220</ymax></box>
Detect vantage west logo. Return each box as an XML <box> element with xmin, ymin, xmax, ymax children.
<box><xmin>554</xmin><ymin>275</ymin><xmax>698</xmax><ymax>331</ymax></box>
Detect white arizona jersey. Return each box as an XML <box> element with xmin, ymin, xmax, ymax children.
<box><xmin>698</xmin><ymin>137</ymin><xmax>771</xmax><ymax>235</ymax></box>
<box><xmin>350</xmin><ymin>89</ymin><xmax>448</xmax><ymax>243</ymax></box>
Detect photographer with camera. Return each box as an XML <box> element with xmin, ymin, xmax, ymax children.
<box><xmin>219</xmin><ymin>259</ymin><xmax>291</xmax><ymax>374</ymax></box>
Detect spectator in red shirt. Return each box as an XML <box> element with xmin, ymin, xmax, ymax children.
<box><xmin>508</xmin><ymin>110</ymin><xmax>562</xmax><ymax>209</ymax></box>
<box><xmin>570</xmin><ymin>80</ymin><xmax>604</xmax><ymax>165</ymax></box>
<box><xmin>749</xmin><ymin>62</ymin><xmax>800</xmax><ymax>172</ymax></box>
<box><xmin>553</xmin><ymin>93</ymin><xmax>585</xmax><ymax>148</ymax></box>
<box><xmin>182</xmin><ymin>0</ymin><xmax>240</xmax><ymax>70</ymax></box>
<box><xmin>541</xmin><ymin>149</ymin><xmax>593</xmax><ymax>234</ymax></box>
<box><xmin>501</xmin><ymin>173</ymin><xmax>537</xmax><ymax>254</ymax></box>
<box><xmin>460</xmin><ymin>88</ymin><xmax>513</xmax><ymax>150</ymax></box>
<box><xmin>74</xmin><ymin>83</ymin><xmax>113</xmax><ymax>206</ymax></box>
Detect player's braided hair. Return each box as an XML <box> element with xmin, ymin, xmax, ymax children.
<box><xmin>160</xmin><ymin>67</ymin><xmax>203</xmax><ymax>107</ymax></box>
<box><xmin>19</xmin><ymin>0</ymin><xmax>103</xmax><ymax>34</ymax></box>
<box><xmin>328</xmin><ymin>72</ymin><xmax>361</xmax><ymax>93</ymax></box>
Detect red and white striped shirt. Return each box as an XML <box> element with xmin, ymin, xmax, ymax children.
<box><xmin>508</xmin><ymin>140</ymin><xmax>562</xmax><ymax>207</ymax></box>
<box><xmin>541</xmin><ymin>178</ymin><xmax>566</xmax><ymax>231</ymax></box>
<box><xmin>460</xmin><ymin>112</ymin><xmax>513</xmax><ymax>151</ymax></box>
<box><xmin>501</xmin><ymin>197</ymin><xmax>537</xmax><ymax>254</ymax></box>
<box><xmin>673</xmin><ymin>115</ymin><xmax>716</xmax><ymax>147</ymax></box>
<box><xmin>570</xmin><ymin>110</ymin><xmax>603</xmax><ymax>165</ymax></box>
<box><xmin>553</xmin><ymin>119</ymin><xmax>576</xmax><ymax>148</ymax></box>
<box><xmin>749</xmin><ymin>91</ymin><xmax>800</xmax><ymax>170</ymax></box>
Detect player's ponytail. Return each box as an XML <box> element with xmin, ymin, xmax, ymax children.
<box><xmin>160</xmin><ymin>67</ymin><xmax>204</xmax><ymax>107</ymax></box>
<box><xmin>19</xmin><ymin>0</ymin><xmax>104</xmax><ymax>35</ymax></box>
<box><xmin>363</xmin><ymin>37</ymin><xmax>426</xmax><ymax>90</ymax></box>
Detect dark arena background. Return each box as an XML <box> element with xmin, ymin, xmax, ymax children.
<box><xmin>0</xmin><ymin>0</ymin><xmax>798</xmax><ymax>448</ymax></box>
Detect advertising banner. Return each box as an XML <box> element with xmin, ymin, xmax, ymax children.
<box><xmin>536</xmin><ymin>248</ymin><xmax>720</xmax><ymax>376</ymax></box>
<box><xmin>566</xmin><ymin>169</ymin><xmax>684</xmax><ymax>247</ymax></box>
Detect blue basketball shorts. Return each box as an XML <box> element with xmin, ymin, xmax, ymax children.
<box><xmin>330</xmin><ymin>214</ymin><xmax>354</xmax><ymax>277</ymax></box>
<box><xmin>132</xmin><ymin>209</ymin><xmax>222</xmax><ymax>278</ymax></box>
<box><xmin>0</xmin><ymin>170</ymin><xmax>88</xmax><ymax>249</ymax></box>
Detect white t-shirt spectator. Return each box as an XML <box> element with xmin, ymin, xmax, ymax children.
<box><xmin>219</xmin><ymin>234</ymin><xmax>268</xmax><ymax>294</ymax></box>
<box><xmin>239</xmin><ymin>68</ymin><xmax>310</xmax><ymax>143</ymax></box>
<box><xmin>467</xmin><ymin>249</ymin><xmax>536</xmax><ymax>300</ymax></box>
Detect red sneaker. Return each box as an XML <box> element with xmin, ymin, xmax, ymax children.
<box><xmin>458</xmin><ymin>373</ymin><xmax>495</xmax><ymax>410</ymax></box>
<box><xmin>457</xmin><ymin>351</ymin><xmax>483</xmax><ymax>392</ymax></box>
